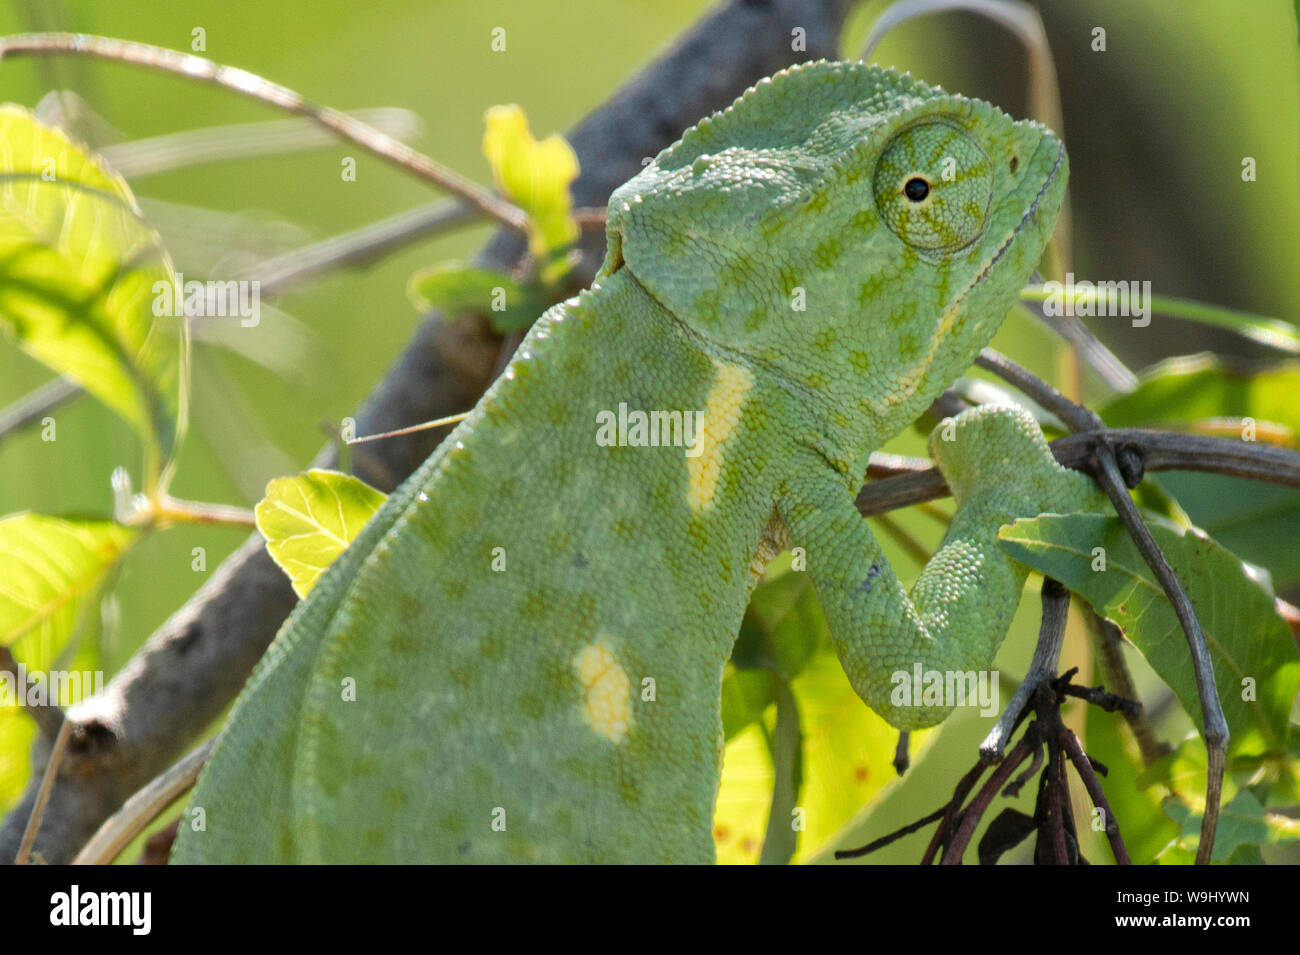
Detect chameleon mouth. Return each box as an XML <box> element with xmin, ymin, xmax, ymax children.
<box><xmin>971</xmin><ymin>135</ymin><xmax>1066</xmax><ymax>288</ymax></box>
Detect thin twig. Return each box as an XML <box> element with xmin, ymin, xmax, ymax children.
<box><xmin>1087</xmin><ymin>611</ymin><xmax>1168</xmax><ymax>765</ymax></box>
<box><xmin>865</xmin><ymin>451</ymin><xmax>933</xmax><ymax>479</ymax></box>
<box><xmin>1059</xmin><ymin>727</ymin><xmax>1131</xmax><ymax>864</ymax></box>
<box><xmin>348</xmin><ymin>412</ymin><xmax>472</xmax><ymax>446</ymax></box>
<box><xmin>0</xmin><ymin>377</ymin><xmax>81</xmax><ymax>442</ymax></box>
<box><xmin>1044</xmin><ymin>714</ymin><xmax>1071</xmax><ymax>863</ymax></box>
<box><xmin>976</xmin><ymin>347</ymin><xmax>1102</xmax><ymax>432</ymax></box>
<box><xmin>72</xmin><ymin>738</ymin><xmax>214</xmax><ymax>865</ymax></box>
<box><xmin>149</xmin><ymin>496</ymin><xmax>257</xmax><ymax>529</ymax></box>
<box><xmin>254</xmin><ymin>200</ymin><xmax>480</xmax><ymax>296</ymax></box>
<box><xmin>940</xmin><ymin>733</ymin><xmax>1037</xmax><ymax>864</ymax></box>
<box><xmin>1005</xmin><ymin>741</ymin><xmax>1044</xmax><ymax>797</ymax></box>
<box><xmin>833</xmin><ymin>804</ymin><xmax>947</xmax><ymax>859</ymax></box>
<box><xmin>921</xmin><ymin>761</ymin><xmax>988</xmax><ymax>864</ymax></box>
<box><xmin>1017</xmin><ymin>295</ymin><xmax>1138</xmax><ymax>393</ymax></box>
<box><xmin>981</xmin><ymin>577</ymin><xmax>1069</xmax><ymax>759</ymax></box>
<box><xmin>14</xmin><ymin>718</ymin><xmax>72</xmax><ymax>864</ymax></box>
<box><xmin>572</xmin><ymin>207</ymin><xmax>607</xmax><ymax>228</ymax></box>
<box><xmin>100</xmin><ymin>108</ymin><xmax>425</xmax><ymax>178</ymax></box>
<box><xmin>0</xmin><ymin>33</ymin><xmax>527</xmax><ymax>231</ymax></box>
<box><xmin>1060</xmin><ymin>680</ymin><xmax>1141</xmax><ymax>716</ymax></box>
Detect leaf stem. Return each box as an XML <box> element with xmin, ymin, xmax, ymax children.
<box><xmin>143</xmin><ymin>495</ymin><xmax>257</xmax><ymax>529</ymax></box>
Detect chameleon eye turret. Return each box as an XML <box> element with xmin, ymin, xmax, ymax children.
<box><xmin>872</xmin><ymin>121</ymin><xmax>993</xmax><ymax>251</ymax></box>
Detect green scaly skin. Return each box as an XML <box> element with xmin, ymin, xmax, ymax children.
<box><xmin>174</xmin><ymin>61</ymin><xmax>1107</xmax><ymax>864</ymax></box>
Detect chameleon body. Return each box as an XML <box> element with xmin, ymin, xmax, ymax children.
<box><xmin>174</xmin><ymin>61</ymin><xmax>1107</xmax><ymax>863</ymax></box>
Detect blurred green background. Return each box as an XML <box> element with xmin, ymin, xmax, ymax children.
<box><xmin>0</xmin><ymin>0</ymin><xmax>1296</xmax><ymax>862</ymax></box>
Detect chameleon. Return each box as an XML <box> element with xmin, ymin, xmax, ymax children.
<box><xmin>172</xmin><ymin>59</ymin><xmax>1109</xmax><ymax>864</ymax></box>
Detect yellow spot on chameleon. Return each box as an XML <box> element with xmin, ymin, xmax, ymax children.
<box><xmin>687</xmin><ymin>359</ymin><xmax>753</xmax><ymax>512</ymax></box>
<box><xmin>882</xmin><ymin>301</ymin><xmax>962</xmax><ymax>407</ymax></box>
<box><xmin>574</xmin><ymin>639</ymin><xmax>631</xmax><ymax>744</ymax></box>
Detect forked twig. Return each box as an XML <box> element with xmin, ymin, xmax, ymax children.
<box><xmin>939</xmin><ymin>733</ymin><xmax>1037</xmax><ymax>863</ymax></box>
<box><xmin>843</xmin><ymin>670</ymin><xmax>1133</xmax><ymax>865</ymax></box>
<box><xmin>976</xmin><ymin>347</ymin><xmax>1227</xmax><ymax>865</ymax></box>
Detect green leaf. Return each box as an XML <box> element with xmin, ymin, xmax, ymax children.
<box><xmin>1001</xmin><ymin>513</ymin><xmax>1300</xmax><ymax>759</ymax></box>
<box><xmin>745</xmin><ymin>564</ymin><xmax>826</xmax><ymax>679</ymax></box>
<box><xmin>720</xmin><ymin>666</ymin><xmax>773</xmax><ymax>741</ymax></box>
<box><xmin>408</xmin><ymin>263</ymin><xmax>549</xmax><ymax>333</ymax></box>
<box><xmin>1101</xmin><ymin>355</ymin><xmax>1300</xmax><ymax>587</ymax></box>
<box><xmin>1137</xmin><ymin>297</ymin><xmax>1300</xmax><ymax>355</ymax></box>
<box><xmin>721</xmin><ymin>562</ymin><xmax>825</xmax><ymax>740</ymax></box>
<box><xmin>482</xmin><ymin>104</ymin><xmax>579</xmax><ymax>280</ymax></box>
<box><xmin>1162</xmin><ymin>789</ymin><xmax>1300</xmax><ymax>862</ymax></box>
<box><xmin>714</xmin><ymin>647</ymin><xmax>939</xmax><ymax>864</ymax></box>
<box><xmin>0</xmin><ymin>513</ymin><xmax>135</xmax><ymax>650</ymax></box>
<box><xmin>0</xmin><ymin>106</ymin><xmax>185</xmax><ymax>487</ymax></box>
<box><xmin>0</xmin><ymin>612</ymin><xmax>106</xmax><ymax>814</ymax></box>
<box><xmin>255</xmin><ymin>469</ymin><xmax>387</xmax><ymax>598</ymax></box>
<box><xmin>1102</xmin><ymin>354</ymin><xmax>1300</xmax><ymax>436</ymax></box>
<box><xmin>0</xmin><ymin>708</ymin><xmax>36</xmax><ymax>815</ymax></box>
<box><xmin>1137</xmin><ymin>735</ymin><xmax>1221</xmax><ymax>794</ymax></box>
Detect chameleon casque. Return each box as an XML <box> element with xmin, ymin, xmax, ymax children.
<box><xmin>173</xmin><ymin>60</ymin><xmax>1110</xmax><ymax>863</ymax></box>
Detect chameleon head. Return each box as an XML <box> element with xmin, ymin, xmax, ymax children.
<box><xmin>601</xmin><ymin>60</ymin><xmax>1067</xmax><ymax>469</ymax></box>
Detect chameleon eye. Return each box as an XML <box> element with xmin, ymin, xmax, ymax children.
<box><xmin>873</xmin><ymin>121</ymin><xmax>993</xmax><ymax>252</ymax></box>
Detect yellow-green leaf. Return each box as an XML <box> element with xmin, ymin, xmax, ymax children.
<box><xmin>482</xmin><ymin>104</ymin><xmax>579</xmax><ymax>270</ymax></box>
<box><xmin>714</xmin><ymin>651</ymin><xmax>940</xmax><ymax>864</ymax></box>
<box><xmin>0</xmin><ymin>106</ymin><xmax>185</xmax><ymax>486</ymax></box>
<box><xmin>0</xmin><ymin>513</ymin><xmax>135</xmax><ymax>651</ymax></box>
<box><xmin>0</xmin><ymin>513</ymin><xmax>130</xmax><ymax>812</ymax></box>
<box><xmin>787</xmin><ymin>647</ymin><xmax>937</xmax><ymax>863</ymax></box>
<box><xmin>716</xmin><ymin>563</ymin><xmax>940</xmax><ymax>864</ymax></box>
<box><xmin>255</xmin><ymin>469</ymin><xmax>387</xmax><ymax>598</ymax></box>
<box><xmin>713</xmin><ymin>722</ymin><xmax>775</xmax><ymax>864</ymax></box>
<box><xmin>0</xmin><ymin>615</ymin><xmax>105</xmax><ymax>815</ymax></box>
